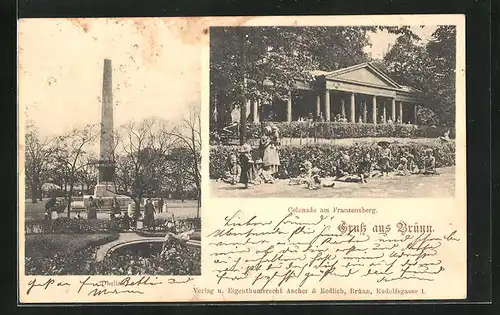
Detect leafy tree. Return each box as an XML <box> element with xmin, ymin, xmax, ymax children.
<box><xmin>24</xmin><ymin>121</ymin><xmax>55</xmax><ymax>203</ymax></box>
<box><xmin>166</xmin><ymin>103</ymin><xmax>202</xmax><ymax>213</ymax></box>
<box><xmin>210</xmin><ymin>26</ymin><xmax>420</xmax><ymax>142</ymax></box>
<box><xmin>112</xmin><ymin>118</ymin><xmax>177</xmax><ymax>217</ymax></box>
<box><xmin>75</xmin><ymin>153</ymin><xmax>99</xmax><ymax>195</ymax></box>
<box><xmin>382</xmin><ymin>26</ymin><xmax>456</xmax><ymax>126</ymax></box>
<box><xmin>53</xmin><ymin>124</ymin><xmax>99</xmax><ymax>217</ymax></box>
<box><xmin>425</xmin><ymin>26</ymin><xmax>456</xmax><ymax>126</ymax></box>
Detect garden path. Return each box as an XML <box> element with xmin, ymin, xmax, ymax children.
<box><xmin>211</xmin><ymin>166</ymin><xmax>456</xmax><ymax>198</ymax></box>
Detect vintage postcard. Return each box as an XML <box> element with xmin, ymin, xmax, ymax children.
<box><xmin>18</xmin><ymin>15</ymin><xmax>466</xmax><ymax>303</ymax></box>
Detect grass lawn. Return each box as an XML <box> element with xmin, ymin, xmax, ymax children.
<box><xmin>25</xmin><ymin>233</ymin><xmax>118</xmax><ymax>262</ymax></box>
<box><xmin>210</xmin><ymin>166</ymin><xmax>455</xmax><ymax>198</ymax></box>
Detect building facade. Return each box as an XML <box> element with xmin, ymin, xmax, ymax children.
<box><xmin>227</xmin><ymin>63</ymin><xmax>427</xmax><ymax>126</ymax></box>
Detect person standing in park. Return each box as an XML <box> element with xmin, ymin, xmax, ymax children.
<box><xmin>270</xmin><ymin>124</ymin><xmax>281</xmax><ymax>177</ymax></box>
<box><xmin>144</xmin><ymin>198</ymin><xmax>155</xmax><ymax>227</ymax></box>
<box><xmin>127</xmin><ymin>201</ymin><xmax>136</xmax><ymax>229</ymax></box>
<box><xmin>110</xmin><ymin>197</ymin><xmax>121</xmax><ymax>218</ymax></box>
<box><xmin>86</xmin><ymin>196</ymin><xmax>98</xmax><ymax>220</ymax></box>
<box><xmin>378</xmin><ymin>141</ymin><xmax>392</xmax><ymax>177</ymax></box>
<box><xmin>109</xmin><ymin>197</ymin><xmax>121</xmax><ymax>230</ymax></box>
<box><xmin>238</xmin><ymin>144</ymin><xmax>253</xmax><ymax>189</ymax></box>
<box><xmin>260</xmin><ymin>126</ymin><xmax>273</xmax><ymax>177</ymax></box>
<box><xmin>423</xmin><ymin>149</ymin><xmax>437</xmax><ymax>175</ymax></box>
<box><xmin>157</xmin><ymin>198</ymin><xmax>164</xmax><ymax>213</ymax></box>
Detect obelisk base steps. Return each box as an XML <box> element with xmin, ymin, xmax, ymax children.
<box><xmin>94</xmin><ymin>182</ymin><xmax>118</xmax><ymax>198</ymax></box>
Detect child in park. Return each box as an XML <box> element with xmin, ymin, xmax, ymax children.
<box><xmin>378</xmin><ymin>141</ymin><xmax>392</xmax><ymax>177</ymax></box>
<box><xmin>308</xmin><ymin>167</ymin><xmax>335</xmax><ymax>189</ymax></box>
<box><xmin>252</xmin><ymin>159</ymin><xmax>273</xmax><ymax>184</ymax></box>
<box><xmin>422</xmin><ymin>148</ymin><xmax>438</xmax><ymax>175</ymax></box>
<box><xmin>395</xmin><ymin>153</ymin><xmax>410</xmax><ymax>176</ymax></box>
<box><xmin>288</xmin><ymin>160</ymin><xmax>314</xmax><ymax>185</ymax></box>
<box><xmin>238</xmin><ymin>143</ymin><xmax>254</xmax><ymax>189</ymax></box>
<box><xmin>221</xmin><ymin>154</ymin><xmax>241</xmax><ymax>185</ymax></box>
<box><xmin>407</xmin><ymin>153</ymin><xmax>420</xmax><ymax>174</ymax></box>
<box><xmin>334</xmin><ymin>150</ymin><xmax>351</xmax><ymax>180</ymax></box>
<box><xmin>357</xmin><ymin>152</ymin><xmax>373</xmax><ymax>183</ymax></box>
<box><xmin>288</xmin><ymin>160</ymin><xmax>335</xmax><ymax>189</ymax></box>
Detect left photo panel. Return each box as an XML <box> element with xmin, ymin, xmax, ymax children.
<box><xmin>19</xmin><ymin>19</ymin><xmax>202</xmax><ymax>277</ymax></box>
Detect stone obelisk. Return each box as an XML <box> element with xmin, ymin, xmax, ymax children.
<box><xmin>94</xmin><ymin>59</ymin><xmax>117</xmax><ymax>197</ymax></box>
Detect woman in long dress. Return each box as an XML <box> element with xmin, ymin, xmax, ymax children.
<box><xmin>260</xmin><ymin>126</ymin><xmax>277</xmax><ymax>180</ymax></box>
<box><xmin>86</xmin><ymin>196</ymin><xmax>98</xmax><ymax>220</ymax></box>
<box><xmin>269</xmin><ymin>125</ymin><xmax>281</xmax><ymax>176</ymax></box>
<box><xmin>143</xmin><ymin>198</ymin><xmax>155</xmax><ymax>227</ymax></box>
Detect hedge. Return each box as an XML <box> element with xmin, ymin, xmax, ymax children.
<box><xmin>209</xmin><ymin>140</ymin><xmax>455</xmax><ymax>179</ymax></box>
<box><xmin>212</xmin><ymin>122</ymin><xmax>454</xmax><ymax>143</ymax></box>
<box><xmin>25</xmin><ymin>236</ymin><xmax>201</xmax><ymax>276</ymax></box>
<box><xmin>25</xmin><ymin>217</ymin><xmax>202</xmax><ymax>234</ymax></box>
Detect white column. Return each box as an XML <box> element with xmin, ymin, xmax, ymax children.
<box><xmin>382</xmin><ymin>101</ymin><xmax>387</xmax><ymax>123</ymax></box>
<box><xmin>399</xmin><ymin>102</ymin><xmax>403</xmax><ymax>123</ymax></box>
<box><xmin>413</xmin><ymin>104</ymin><xmax>418</xmax><ymax>125</ymax></box>
<box><xmin>252</xmin><ymin>99</ymin><xmax>259</xmax><ymax>123</ymax></box>
<box><xmin>286</xmin><ymin>91</ymin><xmax>292</xmax><ymax>122</ymax></box>
<box><xmin>316</xmin><ymin>94</ymin><xmax>321</xmax><ymax>117</ymax></box>
<box><xmin>362</xmin><ymin>101</ymin><xmax>367</xmax><ymax>123</ymax></box>
<box><xmin>391</xmin><ymin>99</ymin><xmax>396</xmax><ymax>122</ymax></box>
<box><xmin>372</xmin><ymin>95</ymin><xmax>377</xmax><ymax>124</ymax></box>
<box><xmin>350</xmin><ymin>93</ymin><xmax>356</xmax><ymax>123</ymax></box>
<box><xmin>324</xmin><ymin>90</ymin><xmax>331</xmax><ymax>122</ymax></box>
<box><xmin>341</xmin><ymin>99</ymin><xmax>346</xmax><ymax>117</ymax></box>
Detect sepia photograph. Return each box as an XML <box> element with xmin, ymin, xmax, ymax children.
<box><xmin>20</xmin><ymin>19</ymin><xmax>201</xmax><ymax>276</ymax></box>
<box><xmin>209</xmin><ymin>26</ymin><xmax>457</xmax><ymax>198</ymax></box>
<box><xmin>18</xmin><ymin>15</ymin><xmax>469</xmax><ymax>304</ymax></box>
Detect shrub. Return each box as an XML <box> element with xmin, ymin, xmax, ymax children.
<box><xmin>25</xmin><ymin>234</ymin><xmax>119</xmax><ymax>275</ymax></box>
<box><xmin>25</xmin><ymin>218</ymin><xmax>112</xmax><ymax>234</ymax></box>
<box><xmin>141</xmin><ymin>217</ymin><xmax>201</xmax><ymax>233</ymax></box>
<box><xmin>25</xmin><ymin>237</ymin><xmax>201</xmax><ymax>276</ymax></box>
<box><xmin>210</xmin><ymin>140</ymin><xmax>455</xmax><ymax>179</ymax></box>
<box><xmin>25</xmin><ymin>217</ymin><xmax>201</xmax><ymax>234</ymax></box>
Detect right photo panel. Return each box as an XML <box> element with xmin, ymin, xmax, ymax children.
<box><xmin>209</xmin><ymin>25</ymin><xmax>456</xmax><ymax>198</ymax></box>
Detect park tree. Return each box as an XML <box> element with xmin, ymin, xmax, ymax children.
<box><xmin>112</xmin><ymin>117</ymin><xmax>177</xmax><ymax>217</ymax></box>
<box><xmin>24</xmin><ymin>121</ymin><xmax>55</xmax><ymax>203</ymax></box>
<box><xmin>75</xmin><ymin>152</ymin><xmax>99</xmax><ymax>195</ymax></box>
<box><xmin>167</xmin><ymin>103</ymin><xmax>201</xmax><ymax>215</ymax></box>
<box><xmin>382</xmin><ymin>25</ymin><xmax>456</xmax><ymax>126</ymax></box>
<box><xmin>53</xmin><ymin>124</ymin><xmax>99</xmax><ymax>217</ymax></box>
<box><xmin>210</xmin><ymin>26</ymin><xmax>420</xmax><ymax>143</ymax></box>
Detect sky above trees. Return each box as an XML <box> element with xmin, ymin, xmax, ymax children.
<box><xmin>366</xmin><ymin>25</ymin><xmax>437</xmax><ymax>59</ymax></box>
<box><xmin>19</xmin><ymin>19</ymin><xmax>202</xmax><ymax>139</ymax></box>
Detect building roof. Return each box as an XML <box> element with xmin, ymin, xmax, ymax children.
<box><xmin>249</xmin><ymin>62</ymin><xmax>421</xmax><ymax>96</ymax></box>
<box><xmin>309</xmin><ymin>62</ymin><xmax>428</xmax><ymax>96</ymax></box>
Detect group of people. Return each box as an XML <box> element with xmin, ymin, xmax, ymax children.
<box><xmin>294</xmin><ymin>111</ymin><xmax>415</xmax><ymax>125</ymax></box>
<box><xmin>295</xmin><ymin>112</ymin><xmax>349</xmax><ymax>123</ymax></box>
<box><xmin>67</xmin><ymin>196</ymin><xmax>167</xmax><ymax>230</ymax></box>
<box><xmin>220</xmin><ymin>137</ymin><xmax>439</xmax><ymax>189</ymax></box>
<box><xmin>220</xmin><ymin>124</ymin><xmax>282</xmax><ymax>189</ymax></box>
<box><xmin>289</xmin><ymin>143</ymin><xmax>438</xmax><ymax>187</ymax></box>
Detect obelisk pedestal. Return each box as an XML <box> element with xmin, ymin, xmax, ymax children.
<box><xmin>94</xmin><ymin>58</ymin><xmax>117</xmax><ymax>198</ymax></box>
